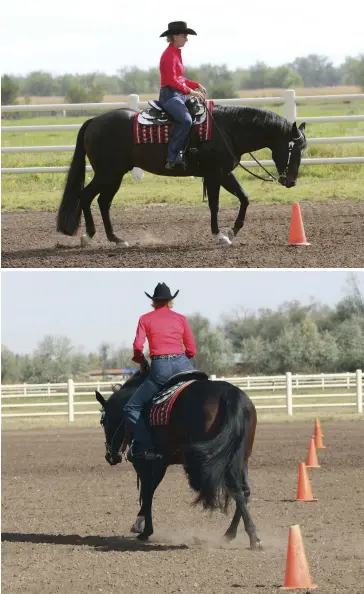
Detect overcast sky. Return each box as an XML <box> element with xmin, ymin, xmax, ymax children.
<box><xmin>3</xmin><ymin>0</ymin><xmax>362</xmax><ymax>76</ymax></box>
<box><xmin>2</xmin><ymin>270</ymin><xmax>362</xmax><ymax>354</ymax></box>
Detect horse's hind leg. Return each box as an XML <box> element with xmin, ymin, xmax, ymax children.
<box><xmin>224</xmin><ymin>504</ymin><xmax>241</xmax><ymax>542</ymax></box>
<box><xmin>227</xmin><ymin>470</ymin><xmax>260</xmax><ymax>549</ymax></box>
<box><xmin>97</xmin><ymin>174</ymin><xmax>128</xmax><ymax>245</ymax></box>
<box><xmin>224</xmin><ymin>464</ymin><xmax>250</xmax><ymax>542</ymax></box>
<box><xmin>78</xmin><ymin>177</ymin><xmax>101</xmax><ymax>244</ymax></box>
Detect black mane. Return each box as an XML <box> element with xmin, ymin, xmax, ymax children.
<box><xmin>108</xmin><ymin>370</ymin><xmax>146</xmax><ymax>406</ymax></box>
<box><xmin>215</xmin><ymin>105</ymin><xmax>291</xmax><ymax>136</ymax></box>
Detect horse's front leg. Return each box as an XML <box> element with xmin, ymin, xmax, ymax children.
<box><xmin>131</xmin><ymin>461</ymin><xmax>167</xmax><ymax>540</ymax></box>
<box><xmin>203</xmin><ymin>172</ymin><xmax>231</xmax><ymax>246</ymax></box>
<box><xmin>220</xmin><ymin>172</ymin><xmax>249</xmax><ymax>242</ymax></box>
<box><xmin>130</xmin><ymin>509</ymin><xmax>146</xmax><ymax>534</ymax></box>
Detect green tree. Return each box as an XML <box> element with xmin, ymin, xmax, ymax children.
<box><xmin>243</xmin><ymin>62</ymin><xmax>272</xmax><ymax>89</ymax></box>
<box><xmin>1</xmin><ymin>75</ymin><xmax>19</xmax><ymax>105</ymax></box>
<box><xmin>289</xmin><ymin>54</ymin><xmax>340</xmax><ymax>87</ymax></box>
<box><xmin>187</xmin><ymin>314</ymin><xmax>232</xmax><ymax>375</ymax></box>
<box><xmin>1</xmin><ymin>346</ymin><xmax>19</xmax><ymax>382</ymax></box>
<box><xmin>23</xmin><ymin>71</ymin><xmax>55</xmax><ymax>96</ymax></box>
<box><xmin>99</xmin><ymin>342</ymin><xmax>110</xmax><ymax>376</ymax></box>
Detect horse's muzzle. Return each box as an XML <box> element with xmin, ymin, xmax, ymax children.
<box><xmin>105</xmin><ymin>452</ymin><xmax>122</xmax><ymax>465</ymax></box>
<box><xmin>278</xmin><ymin>175</ymin><xmax>296</xmax><ymax>188</ymax></box>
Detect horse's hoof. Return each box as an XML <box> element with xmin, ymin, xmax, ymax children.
<box><xmin>80</xmin><ymin>234</ymin><xmax>91</xmax><ymax>247</ymax></box>
<box><xmin>112</xmin><ymin>237</ymin><xmax>129</xmax><ymax>247</ymax></box>
<box><xmin>250</xmin><ymin>539</ymin><xmax>263</xmax><ymax>550</ymax></box>
<box><xmin>130</xmin><ymin>516</ymin><xmax>145</xmax><ymax>534</ymax></box>
<box><xmin>137</xmin><ymin>532</ymin><xmax>150</xmax><ymax>542</ymax></box>
<box><xmin>224</xmin><ymin>532</ymin><xmax>236</xmax><ymax>543</ymax></box>
<box><xmin>215</xmin><ymin>232</ymin><xmax>232</xmax><ymax>246</ymax></box>
<box><xmin>227</xmin><ymin>228</ymin><xmax>235</xmax><ymax>242</ymax></box>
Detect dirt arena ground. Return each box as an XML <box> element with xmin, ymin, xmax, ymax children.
<box><xmin>2</xmin><ymin>201</ymin><xmax>364</xmax><ymax>268</ymax></box>
<box><xmin>2</xmin><ymin>419</ymin><xmax>364</xmax><ymax>594</ymax></box>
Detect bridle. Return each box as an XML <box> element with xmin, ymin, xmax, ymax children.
<box><xmin>278</xmin><ymin>131</ymin><xmax>306</xmax><ymax>183</ymax></box>
<box><xmin>202</xmin><ymin>99</ymin><xmax>305</xmax><ymax>184</ymax></box>
<box><xmin>101</xmin><ymin>410</ymin><xmax>125</xmax><ymax>460</ymax></box>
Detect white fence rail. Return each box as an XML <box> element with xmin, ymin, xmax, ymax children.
<box><xmin>1</xmin><ymin>370</ymin><xmax>362</xmax><ymax>420</ymax></box>
<box><xmin>2</xmin><ymin>90</ymin><xmax>364</xmax><ymax>174</ymax></box>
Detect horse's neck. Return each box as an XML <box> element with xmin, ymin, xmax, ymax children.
<box><xmin>233</xmin><ymin>109</ymin><xmax>290</xmax><ymax>152</ymax></box>
<box><xmin>118</xmin><ymin>373</ymin><xmax>146</xmax><ymax>403</ymax></box>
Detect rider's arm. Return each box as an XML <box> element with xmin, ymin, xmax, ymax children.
<box><xmin>132</xmin><ymin>316</ymin><xmax>147</xmax><ymax>364</ymax></box>
<box><xmin>184</xmin><ymin>77</ymin><xmax>199</xmax><ymax>91</ymax></box>
<box><xmin>182</xmin><ymin>316</ymin><xmax>197</xmax><ymax>359</ymax></box>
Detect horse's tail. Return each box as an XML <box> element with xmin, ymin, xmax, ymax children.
<box><xmin>56</xmin><ymin>118</ymin><xmax>93</xmax><ymax>236</ymax></box>
<box><xmin>184</xmin><ymin>387</ymin><xmax>251</xmax><ymax>512</ymax></box>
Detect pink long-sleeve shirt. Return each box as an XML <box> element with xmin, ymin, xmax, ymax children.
<box><xmin>159</xmin><ymin>43</ymin><xmax>199</xmax><ymax>95</ymax></box>
<box><xmin>132</xmin><ymin>306</ymin><xmax>197</xmax><ymax>363</ymax></box>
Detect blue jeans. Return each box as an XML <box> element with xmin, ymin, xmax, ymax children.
<box><xmin>124</xmin><ymin>354</ymin><xmax>194</xmax><ymax>450</ymax></box>
<box><xmin>159</xmin><ymin>87</ymin><xmax>192</xmax><ymax>162</ymax></box>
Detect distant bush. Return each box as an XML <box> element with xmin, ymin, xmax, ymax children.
<box><xmin>1</xmin><ymin>75</ymin><xmax>19</xmax><ymax>105</ymax></box>
<box><xmin>209</xmin><ymin>81</ymin><xmax>238</xmax><ymax>99</ymax></box>
<box><xmin>65</xmin><ymin>83</ymin><xmax>104</xmax><ymax>104</ymax></box>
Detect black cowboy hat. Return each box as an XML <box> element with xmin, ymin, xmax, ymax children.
<box><xmin>145</xmin><ymin>282</ymin><xmax>179</xmax><ymax>301</ymax></box>
<box><xmin>160</xmin><ymin>21</ymin><xmax>197</xmax><ymax>37</ymax></box>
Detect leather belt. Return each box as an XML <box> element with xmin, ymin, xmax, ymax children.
<box><xmin>151</xmin><ymin>354</ymin><xmax>181</xmax><ymax>360</ymax></box>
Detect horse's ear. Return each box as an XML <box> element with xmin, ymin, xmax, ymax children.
<box><xmin>299</xmin><ymin>122</ymin><xmax>306</xmax><ymax>133</ymax></box>
<box><xmin>95</xmin><ymin>391</ymin><xmax>106</xmax><ymax>406</ymax></box>
<box><xmin>292</xmin><ymin>121</ymin><xmax>299</xmax><ymax>136</ymax></box>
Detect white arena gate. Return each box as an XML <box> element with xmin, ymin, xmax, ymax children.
<box><xmin>1</xmin><ymin>90</ymin><xmax>364</xmax><ymax>175</ymax></box>
<box><xmin>1</xmin><ymin>370</ymin><xmax>362</xmax><ymax>421</ymax></box>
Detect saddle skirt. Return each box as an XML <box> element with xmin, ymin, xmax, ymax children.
<box><xmin>149</xmin><ymin>379</ymin><xmax>196</xmax><ymax>426</ymax></box>
<box><xmin>134</xmin><ymin>99</ymin><xmax>214</xmax><ymax>145</ymax></box>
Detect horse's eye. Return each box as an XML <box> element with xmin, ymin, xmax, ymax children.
<box><xmin>100</xmin><ymin>410</ymin><xmax>106</xmax><ymax>426</ymax></box>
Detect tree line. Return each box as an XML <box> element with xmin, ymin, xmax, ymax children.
<box><xmin>2</xmin><ymin>278</ymin><xmax>363</xmax><ymax>383</ymax></box>
<box><xmin>2</xmin><ymin>54</ymin><xmax>364</xmax><ymax>105</ymax></box>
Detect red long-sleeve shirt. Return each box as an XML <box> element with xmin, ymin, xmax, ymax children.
<box><xmin>160</xmin><ymin>43</ymin><xmax>199</xmax><ymax>95</ymax></box>
<box><xmin>132</xmin><ymin>306</ymin><xmax>197</xmax><ymax>363</ymax></box>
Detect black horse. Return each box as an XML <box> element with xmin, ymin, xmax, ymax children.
<box><xmin>95</xmin><ymin>369</ymin><xmax>261</xmax><ymax>548</ymax></box>
<box><xmin>57</xmin><ymin>104</ymin><xmax>306</xmax><ymax>246</ymax></box>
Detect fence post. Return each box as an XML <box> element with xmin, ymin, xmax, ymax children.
<box><xmin>68</xmin><ymin>379</ymin><xmax>74</xmax><ymax>422</ymax></box>
<box><xmin>23</xmin><ymin>383</ymin><xmax>27</xmax><ymax>396</ymax></box>
<box><xmin>283</xmin><ymin>89</ymin><xmax>296</xmax><ymax>123</ymax></box>
<box><xmin>210</xmin><ymin>374</ymin><xmax>216</xmax><ymax>381</ymax></box>
<box><xmin>127</xmin><ymin>94</ymin><xmax>139</xmax><ymax>111</ymax></box>
<box><xmin>128</xmin><ymin>93</ymin><xmax>144</xmax><ymax>182</ymax></box>
<box><xmin>356</xmin><ymin>369</ymin><xmax>363</xmax><ymax>414</ymax></box>
<box><xmin>286</xmin><ymin>372</ymin><xmax>293</xmax><ymax>416</ymax></box>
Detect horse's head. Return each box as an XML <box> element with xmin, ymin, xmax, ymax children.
<box><xmin>95</xmin><ymin>370</ymin><xmax>147</xmax><ymax>466</ymax></box>
<box><xmin>272</xmin><ymin>122</ymin><xmax>307</xmax><ymax>188</ymax></box>
<box><xmin>96</xmin><ymin>389</ymin><xmax>125</xmax><ymax>466</ymax></box>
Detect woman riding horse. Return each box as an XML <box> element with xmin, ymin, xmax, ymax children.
<box><xmin>124</xmin><ymin>282</ymin><xmax>197</xmax><ymax>460</ymax></box>
<box><xmin>159</xmin><ymin>21</ymin><xmax>207</xmax><ymax>169</ymax></box>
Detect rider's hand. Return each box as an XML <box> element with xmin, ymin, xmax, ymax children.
<box><xmin>190</xmin><ymin>89</ymin><xmax>205</xmax><ymax>101</ymax></box>
<box><xmin>140</xmin><ymin>359</ymin><xmax>149</xmax><ymax>374</ymax></box>
<box><xmin>198</xmin><ymin>84</ymin><xmax>207</xmax><ymax>96</ymax></box>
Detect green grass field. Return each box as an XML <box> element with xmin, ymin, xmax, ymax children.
<box><xmin>2</xmin><ymin>94</ymin><xmax>364</xmax><ymax>210</ymax></box>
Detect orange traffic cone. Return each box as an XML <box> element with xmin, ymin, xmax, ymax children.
<box><xmin>306</xmin><ymin>439</ymin><xmax>320</xmax><ymax>468</ymax></box>
<box><xmin>281</xmin><ymin>525</ymin><xmax>317</xmax><ymax>590</ymax></box>
<box><xmin>288</xmin><ymin>202</ymin><xmax>310</xmax><ymax>246</ymax></box>
<box><xmin>296</xmin><ymin>462</ymin><xmax>318</xmax><ymax>502</ymax></box>
<box><xmin>313</xmin><ymin>418</ymin><xmax>326</xmax><ymax>449</ymax></box>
